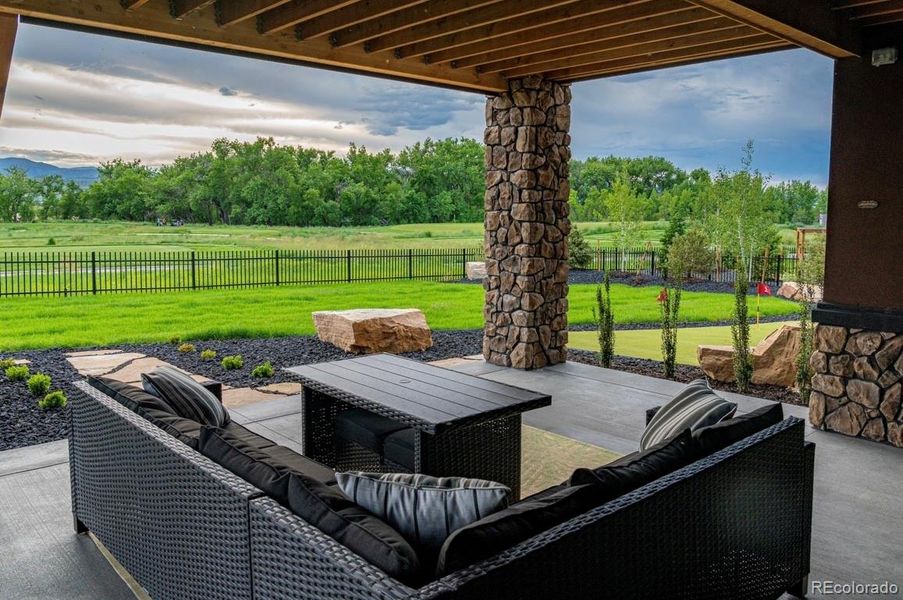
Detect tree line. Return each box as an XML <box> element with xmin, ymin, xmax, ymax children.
<box><xmin>0</xmin><ymin>137</ymin><xmax>826</xmax><ymax>229</ymax></box>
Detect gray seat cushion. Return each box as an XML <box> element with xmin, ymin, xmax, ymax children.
<box><xmin>639</xmin><ymin>379</ymin><xmax>736</xmax><ymax>450</ymax></box>
<box><xmin>335</xmin><ymin>472</ymin><xmax>510</xmax><ymax>557</ymax></box>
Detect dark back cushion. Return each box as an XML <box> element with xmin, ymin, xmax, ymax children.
<box><xmin>88</xmin><ymin>376</ymin><xmax>202</xmax><ymax>448</ymax></box>
<box><xmin>142</xmin><ymin>367</ymin><xmax>229</xmax><ymax>427</ymax></box>
<box><xmin>569</xmin><ymin>428</ymin><xmax>697</xmax><ymax>490</ymax></box>
<box><xmin>197</xmin><ymin>426</ymin><xmax>421</xmax><ymax>585</ymax></box>
<box><xmin>693</xmin><ymin>403</ymin><xmax>784</xmax><ymax>455</ymax></box>
<box><xmin>437</xmin><ymin>484</ymin><xmax>606</xmax><ymax>577</ymax></box>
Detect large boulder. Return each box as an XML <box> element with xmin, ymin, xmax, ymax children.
<box><xmin>697</xmin><ymin>345</ymin><xmax>735</xmax><ymax>382</ymax></box>
<box><xmin>698</xmin><ymin>324</ymin><xmax>802</xmax><ymax>387</ymax></box>
<box><xmin>312</xmin><ymin>309</ymin><xmax>432</xmax><ymax>354</ymax></box>
<box><xmin>466</xmin><ymin>261</ymin><xmax>488</xmax><ymax>280</ymax></box>
<box><xmin>776</xmin><ymin>281</ymin><xmax>823</xmax><ymax>302</ymax></box>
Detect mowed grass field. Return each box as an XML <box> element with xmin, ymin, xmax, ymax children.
<box><xmin>2</xmin><ymin>221</ymin><xmax>671</xmax><ymax>252</ymax></box>
<box><xmin>0</xmin><ymin>281</ymin><xmax>798</xmax><ymax>351</ymax></box>
<box><xmin>569</xmin><ymin>321</ymin><xmax>796</xmax><ymax>366</ymax></box>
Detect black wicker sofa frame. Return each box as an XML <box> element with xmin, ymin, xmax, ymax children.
<box><xmin>69</xmin><ymin>380</ymin><xmax>814</xmax><ymax>600</ymax></box>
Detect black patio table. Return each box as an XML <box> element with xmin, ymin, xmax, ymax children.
<box><xmin>286</xmin><ymin>353</ymin><xmax>551</xmax><ymax>499</ymax></box>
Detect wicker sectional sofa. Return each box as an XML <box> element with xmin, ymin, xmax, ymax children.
<box><xmin>70</xmin><ymin>380</ymin><xmax>814</xmax><ymax>600</ymax></box>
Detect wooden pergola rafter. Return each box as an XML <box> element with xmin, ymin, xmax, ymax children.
<box><xmin>0</xmin><ymin>0</ymin><xmax>868</xmax><ymax>98</ymax></box>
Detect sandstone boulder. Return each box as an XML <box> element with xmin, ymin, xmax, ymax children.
<box><xmin>465</xmin><ymin>261</ymin><xmax>488</xmax><ymax>280</ymax></box>
<box><xmin>697</xmin><ymin>345</ymin><xmax>735</xmax><ymax>382</ymax></box>
<box><xmin>312</xmin><ymin>309</ymin><xmax>432</xmax><ymax>354</ymax></box>
<box><xmin>776</xmin><ymin>281</ymin><xmax>822</xmax><ymax>302</ymax></box>
<box><xmin>698</xmin><ymin>324</ymin><xmax>801</xmax><ymax>387</ymax></box>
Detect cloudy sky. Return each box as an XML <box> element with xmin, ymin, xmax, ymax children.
<box><xmin>1</xmin><ymin>22</ymin><xmax>834</xmax><ymax>184</ymax></box>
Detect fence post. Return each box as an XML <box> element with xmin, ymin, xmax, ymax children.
<box><xmin>650</xmin><ymin>249</ymin><xmax>656</xmax><ymax>278</ymax></box>
<box><xmin>347</xmin><ymin>249</ymin><xmax>352</xmax><ymax>283</ymax></box>
<box><xmin>91</xmin><ymin>252</ymin><xmax>97</xmax><ymax>295</ymax></box>
<box><xmin>408</xmin><ymin>249</ymin><xmax>413</xmax><ymax>279</ymax></box>
<box><xmin>191</xmin><ymin>251</ymin><xmax>197</xmax><ymax>289</ymax></box>
<box><xmin>275</xmin><ymin>250</ymin><xmax>280</xmax><ymax>286</ymax></box>
<box><xmin>462</xmin><ymin>249</ymin><xmax>467</xmax><ymax>280</ymax></box>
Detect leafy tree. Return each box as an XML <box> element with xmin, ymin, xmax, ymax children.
<box><xmin>658</xmin><ymin>285</ymin><xmax>681</xmax><ymax>380</ymax></box>
<box><xmin>707</xmin><ymin>141</ymin><xmax>777</xmax><ymax>281</ymax></box>
<box><xmin>604</xmin><ymin>173</ymin><xmax>645</xmax><ymax>269</ymax></box>
<box><xmin>37</xmin><ymin>175</ymin><xmax>66</xmax><ymax>220</ymax></box>
<box><xmin>0</xmin><ymin>167</ymin><xmax>38</xmax><ymax>222</ymax></box>
<box><xmin>667</xmin><ymin>227</ymin><xmax>715</xmax><ymax>279</ymax></box>
<box><xmin>83</xmin><ymin>159</ymin><xmax>155</xmax><ymax>221</ymax></box>
<box><xmin>731</xmin><ymin>263</ymin><xmax>753</xmax><ymax>393</ymax></box>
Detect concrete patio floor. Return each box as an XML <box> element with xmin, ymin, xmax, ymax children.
<box><xmin>0</xmin><ymin>359</ymin><xmax>899</xmax><ymax>599</ymax></box>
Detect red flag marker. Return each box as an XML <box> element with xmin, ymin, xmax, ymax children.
<box><xmin>756</xmin><ymin>282</ymin><xmax>771</xmax><ymax>296</ymax></box>
<box><xmin>656</xmin><ymin>288</ymin><xmax>668</xmax><ymax>303</ymax></box>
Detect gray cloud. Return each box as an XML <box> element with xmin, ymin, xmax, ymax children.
<box><xmin>219</xmin><ymin>86</ymin><xmax>238</xmax><ymax>96</ymax></box>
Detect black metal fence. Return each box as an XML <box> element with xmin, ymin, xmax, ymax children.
<box><xmin>0</xmin><ymin>246</ymin><xmax>796</xmax><ymax>297</ymax></box>
<box><xmin>589</xmin><ymin>247</ymin><xmax>797</xmax><ymax>285</ymax></box>
<box><xmin>0</xmin><ymin>248</ymin><xmax>482</xmax><ymax>297</ymax></box>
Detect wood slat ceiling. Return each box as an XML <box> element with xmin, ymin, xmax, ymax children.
<box><xmin>0</xmin><ymin>0</ymin><xmax>861</xmax><ymax>93</ymax></box>
<box><xmin>833</xmin><ymin>0</ymin><xmax>903</xmax><ymax>27</ymax></box>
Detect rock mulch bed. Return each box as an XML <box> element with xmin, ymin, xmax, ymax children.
<box><xmin>567</xmin><ymin>348</ymin><xmax>802</xmax><ymax>406</ymax></box>
<box><xmin>0</xmin><ymin>331</ymin><xmax>484</xmax><ymax>452</ymax></box>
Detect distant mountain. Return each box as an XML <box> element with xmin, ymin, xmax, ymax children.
<box><xmin>0</xmin><ymin>157</ymin><xmax>98</xmax><ymax>186</ymax></box>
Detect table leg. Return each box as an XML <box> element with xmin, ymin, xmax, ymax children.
<box><xmin>416</xmin><ymin>414</ymin><xmax>522</xmax><ymax>500</ymax></box>
<box><xmin>301</xmin><ymin>388</ymin><xmax>342</xmax><ymax>467</ymax></box>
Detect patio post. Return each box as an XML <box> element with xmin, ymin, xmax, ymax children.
<box><xmin>483</xmin><ymin>76</ymin><xmax>571</xmax><ymax>369</ymax></box>
<box><xmin>810</xmin><ymin>39</ymin><xmax>903</xmax><ymax>447</ymax></box>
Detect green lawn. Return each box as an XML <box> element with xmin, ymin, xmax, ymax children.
<box><xmin>569</xmin><ymin>321</ymin><xmax>796</xmax><ymax>366</ymax></box>
<box><xmin>0</xmin><ymin>220</ymin><xmax>670</xmax><ymax>252</ymax></box>
<box><xmin>0</xmin><ymin>281</ymin><xmax>797</xmax><ymax>351</ymax></box>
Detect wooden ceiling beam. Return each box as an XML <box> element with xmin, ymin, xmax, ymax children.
<box><xmin>832</xmin><ymin>0</ymin><xmax>887</xmax><ymax>9</ymax></box>
<box><xmin>258</xmin><ymin>0</ymin><xmax>357</xmax><ymax>35</ymax></box>
<box><xmin>330</xmin><ymin>0</ymin><xmax>504</xmax><ymax>48</ymax></box>
<box><xmin>366</xmin><ymin>0</ymin><xmax>583</xmax><ymax>54</ymax></box>
<box><xmin>547</xmin><ymin>34</ymin><xmax>786</xmax><ymax>79</ymax></box>
<box><xmin>170</xmin><ymin>0</ymin><xmax>214</xmax><ymax>19</ymax></box>
<box><xmin>215</xmin><ymin>0</ymin><xmax>292</xmax><ymax>27</ymax></box>
<box><xmin>296</xmin><ymin>0</ymin><xmax>429</xmax><ymax>41</ymax></box>
<box><xmin>121</xmin><ymin>0</ymin><xmax>152</xmax><ymax>10</ymax></box>
<box><xmin>503</xmin><ymin>25</ymin><xmax>764</xmax><ymax>78</ymax></box>
<box><xmin>0</xmin><ymin>0</ymin><xmax>506</xmax><ymax>92</ymax></box>
<box><xmin>474</xmin><ymin>14</ymin><xmax>731</xmax><ymax>73</ymax></box>
<box><xmin>857</xmin><ymin>13</ymin><xmax>903</xmax><ymax>26</ymax></box>
<box><xmin>689</xmin><ymin>0</ymin><xmax>861</xmax><ymax>57</ymax></box>
<box><xmin>426</xmin><ymin>0</ymin><xmax>694</xmax><ymax>65</ymax></box>
<box><xmin>559</xmin><ymin>40</ymin><xmax>792</xmax><ymax>81</ymax></box>
<box><xmin>848</xmin><ymin>0</ymin><xmax>903</xmax><ymax>18</ymax></box>
<box><xmin>0</xmin><ymin>13</ymin><xmax>15</xmax><ymax>120</ymax></box>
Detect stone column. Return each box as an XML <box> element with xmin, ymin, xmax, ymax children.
<box><xmin>482</xmin><ymin>76</ymin><xmax>571</xmax><ymax>369</ymax></box>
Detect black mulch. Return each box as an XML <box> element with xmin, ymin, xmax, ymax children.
<box><xmin>457</xmin><ymin>270</ymin><xmax>782</xmax><ymax>295</ymax></box>
<box><xmin>0</xmin><ymin>331</ymin><xmax>484</xmax><ymax>452</ymax></box>
<box><xmin>567</xmin><ymin>348</ymin><xmax>803</xmax><ymax>406</ymax></box>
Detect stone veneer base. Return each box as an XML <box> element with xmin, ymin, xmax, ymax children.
<box><xmin>809</xmin><ymin>324</ymin><xmax>903</xmax><ymax>447</ymax></box>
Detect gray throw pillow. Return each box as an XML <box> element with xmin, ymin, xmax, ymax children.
<box><xmin>335</xmin><ymin>472</ymin><xmax>510</xmax><ymax>554</ymax></box>
<box><xmin>639</xmin><ymin>379</ymin><xmax>736</xmax><ymax>450</ymax></box>
<box><xmin>142</xmin><ymin>366</ymin><xmax>229</xmax><ymax>427</ymax></box>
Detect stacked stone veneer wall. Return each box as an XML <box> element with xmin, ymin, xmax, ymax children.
<box><xmin>809</xmin><ymin>324</ymin><xmax>903</xmax><ymax>447</ymax></box>
<box><xmin>482</xmin><ymin>76</ymin><xmax>571</xmax><ymax>369</ymax></box>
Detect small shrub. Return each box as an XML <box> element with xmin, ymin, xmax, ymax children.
<box><xmin>39</xmin><ymin>390</ymin><xmax>67</xmax><ymax>410</ymax></box>
<box><xmin>796</xmin><ymin>301</ymin><xmax>814</xmax><ymax>403</ymax></box>
<box><xmin>221</xmin><ymin>355</ymin><xmax>244</xmax><ymax>370</ymax></box>
<box><xmin>251</xmin><ymin>361</ymin><xmax>275</xmax><ymax>378</ymax></box>
<box><xmin>169</xmin><ymin>335</ymin><xmax>182</xmax><ymax>345</ymax></box>
<box><xmin>5</xmin><ymin>365</ymin><xmax>30</xmax><ymax>381</ymax></box>
<box><xmin>593</xmin><ymin>273</ymin><xmax>615</xmax><ymax>368</ymax></box>
<box><xmin>178</xmin><ymin>343</ymin><xmax>196</xmax><ymax>353</ymax></box>
<box><xmin>200</xmin><ymin>349</ymin><xmax>217</xmax><ymax>361</ymax></box>
<box><xmin>27</xmin><ymin>373</ymin><xmax>52</xmax><ymax>396</ymax></box>
<box><xmin>658</xmin><ymin>285</ymin><xmax>682</xmax><ymax>380</ymax></box>
<box><xmin>568</xmin><ymin>225</ymin><xmax>593</xmax><ymax>269</ymax></box>
<box><xmin>0</xmin><ymin>358</ymin><xmax>15</xmax><ymax>370</ymax></box>
<box><xmin>731</xmin><ymin>263</ymin><xmax>753</xmax><ymax>393</ymax></box>
<box><xmin>47</xmin><ymin>237</ymin><xmax>56</xmax><ymax>246</ymax></box>
<box><xmin>667</xmin><ymin>227</ymin><xmax>714</xmax><ymax>280</ymax></box>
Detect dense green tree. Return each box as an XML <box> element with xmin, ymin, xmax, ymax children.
<box><xmin>0</xmin><ymin>167</ymin><xmax>38</xmax><ymax>222</ymax></box>
<box><xmin>83</xmin><ymin>159</ymin><xmax>155</xmax><ymax>221</ymax></box>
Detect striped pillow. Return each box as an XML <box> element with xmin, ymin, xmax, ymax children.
<box><xmin>142</xmin><ymin>367</ymin><xmax>229</xmax><ymax>427</ymax></box>
<box><xmin>640</xmin><ymin>379</ymin><xmax>736</xmax><ymax>450</ymax></box>
<box><xmin>335</xmin><ymin>472</ymin><xmax>510</xmax><ymax>555</ymax></box>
